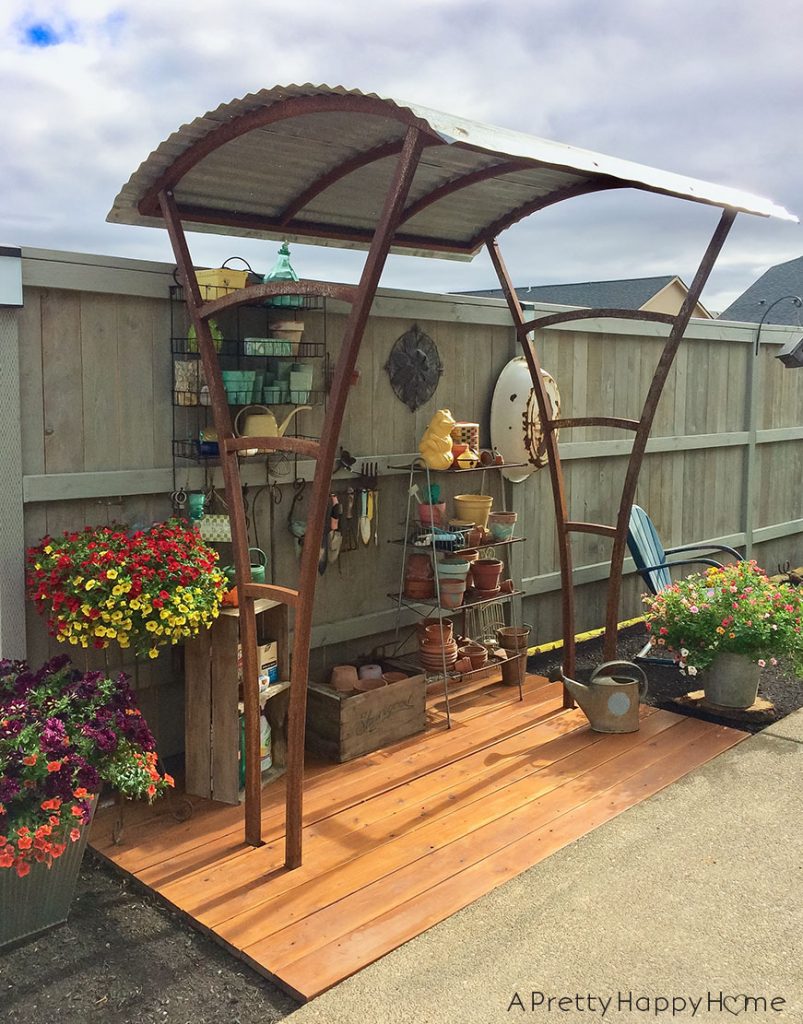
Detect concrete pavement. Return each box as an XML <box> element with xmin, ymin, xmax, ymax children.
<box><xmin>287</xmin><ymin>711</ymin><xmax>803</xmax><ymax>1024</ymax></box>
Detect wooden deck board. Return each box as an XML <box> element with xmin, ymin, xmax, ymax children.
<box><xmin>91</xmin><ymin>675</ymin><xmax>747</xmax><ymax>1002</ymax></box>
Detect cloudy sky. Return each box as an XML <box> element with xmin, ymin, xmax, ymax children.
<box><xmin>2</xmin><ymin>0</ymin><xmax>802</xmax><ymax>311</ymax></box>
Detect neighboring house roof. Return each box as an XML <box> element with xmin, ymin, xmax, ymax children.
<box><xmin>718</xmin><ymin>255</ymin><xmax>803</xmax><ymax>324</ymax></box>
<box><xmin>462</xmin><ymin>275</ymin><xmax>713</xmax><ymax>317</ymax></box>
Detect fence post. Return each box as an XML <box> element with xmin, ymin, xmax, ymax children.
<box><xmin>742</xmin><ymin>335</ymin><xmax>760</xmax><ymax>558</ymax></box>
<box><xmin>0</xmin><ymin>248</ymin><xmax>26</xmax><ymax>659</ymax></box>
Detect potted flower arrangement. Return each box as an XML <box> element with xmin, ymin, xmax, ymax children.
<box><xmin>1</xmin><ymin>655</ymin><xmax>172</xmax><ymax>948</ymax></box>
<box><xmin>642</xmin><ymin>560</ymin><xmax>803</xmax><ymax>708</ymax></box>
<box><xmin>26</xmin><ymin>520</ymin><xmax>226</xmax><ymax>659</ymax></box>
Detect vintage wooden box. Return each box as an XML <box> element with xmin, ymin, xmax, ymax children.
<box><xmin>305</xmin><ymin>675</ymin><xmax>427</xmax><ymax>762</ymax></box>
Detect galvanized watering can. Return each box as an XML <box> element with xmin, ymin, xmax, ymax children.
<box><xmin>562</xmin><ymin>660</ymin><xmax>648</xmax><ymax>734</ymax></box>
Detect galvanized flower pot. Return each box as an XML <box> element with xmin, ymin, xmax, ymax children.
<box><xmin>703</xmin><ymin>653</ymin><xmax>760</xmax><ymax>709</ymax></box>
<box><xmin>0</xmin><ymin>801</ymin><xmax>96</xmax><ymax>952</ymax></box>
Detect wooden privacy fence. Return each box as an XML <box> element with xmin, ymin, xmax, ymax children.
<box><xmin>3</xmin><ymin>248</ymin><xmax>801</xmax><ymax>749</ymax></box>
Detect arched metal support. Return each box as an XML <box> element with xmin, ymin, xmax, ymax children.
<box><xmin>161</xmin><ymin>127</ymin><xmax>426</xmax><ymax>869</ymax></box>
<box><xmin>487</xmin><ymin>208</ymin><xmax>736</xmax><ymax>681</ymax></box>
<box><xmin>602</xmin><ymin>209</ymin><xmax>736</xmax><ymax>658</ymax></box>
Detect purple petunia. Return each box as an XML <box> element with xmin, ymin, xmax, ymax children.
<box><xmin>40</xmin><ymin>717</ymin><xmax>68</xmax><ymax>753</ymax></box>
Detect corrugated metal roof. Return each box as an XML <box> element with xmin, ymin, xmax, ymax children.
<box><xmin>108</xmin><ymin>84</ymin><xmax>797</xmax><ymax>260</ymax></box>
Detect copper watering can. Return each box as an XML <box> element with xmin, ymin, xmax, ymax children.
<box><xmin>562</xmin><ymin>660</ymin><xmax>648</xmax><ymax>734</ymax></box>
<box><xmin>234</xmin><ymin>404</ymin><xmax>311</xmax><ymax>456</ymax></box>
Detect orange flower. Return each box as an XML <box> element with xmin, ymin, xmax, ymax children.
<box><xmin>22</xmin><ymin>754</ymin><xmax>38</xmax><ymax>766</ymax></box>
<box><xmin>70</xmin><ymin>805</ymin><xmax>84</xmax><ymax>819</ymax></box>
<box><xmin>69</xmin><ymin>828</ymin><xmax>81</xmax><ymax>843</ymax></box>
<box><xmin>15</xmin><ymin>859</ymin><xmax>31</xmax><ymax>878</ymax></box>
<box><xmin>146</xmin><ymin>784</ymin><xmax>156</xmax><ymax>798</ymax></box>
<box><xmin>46</xmin><ymin>760</ymin><xmax>62</xmax><ymax>773</ymax></box>
<box><xmin>73</xmin><ymin>787</ymin><xmax>89</xmax><ymax>799</ymax></box>
<box><xmin>163</xmin><ymin>773</ymin><xmax>175</xmax><ymax>788</ymax></box>
<box><xmin>0</xmin><ymin>849</ymin><xmax>14</xmax><ymax>869</ymax></box>
<box><xmin>41</xmin><ymin>797</ymin><xmax>62</xmax><ymax>811</ymax></box>
<box><xmin>16</xmin><ymin>835</ymin><xmax>32</xmax><ymax>851</ymax></box>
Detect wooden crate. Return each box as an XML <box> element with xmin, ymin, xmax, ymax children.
<box><xmin>305</xmin><ymin>675</ymin><xmax>427</xmax><ymax>762</ymax></box>
<box><xmin>184</xmin><ymin>599</ymin><xmax>289</xmax><ymax>804</ymax></box>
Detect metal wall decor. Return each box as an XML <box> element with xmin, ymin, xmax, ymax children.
<box><xmin>385</xmin><ymin>324</ymin><xmax>442</xmax><ymax>411</ymax></box>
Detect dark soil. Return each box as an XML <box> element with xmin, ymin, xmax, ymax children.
<box><xmin>0</xmin><ymin>851</ymin><xmax>297</xmax><ymax>1024</ymax></box>
<box><xmin>528</xmin><ymin>623</ymin><xmax>803</xmax><ymax>733</ymax></box>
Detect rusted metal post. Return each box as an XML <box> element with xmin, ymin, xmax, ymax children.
<box><xmin>603</xmin><ymin>209</ymin><xmax>737</xmax><ymax>658</ymax></box>
<box><xmin>284</xmin><ymin>127</ymin><xmax>425</xmax><ymax>868</ymax></box>
<box><xmin>159</xmin><ymin>188</ymin><xmax>266</xmax><ymax>846</ymax></box>
<box><xmin>487</xmin><ymin>240</ymin><xmax>577</xmax><ymax>697</ymax></box>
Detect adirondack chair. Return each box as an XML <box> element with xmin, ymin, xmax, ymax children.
<box><xmin>627</xmin><ymin>504</ymin><xmax>744</xmax><ymax>661</ymax></box>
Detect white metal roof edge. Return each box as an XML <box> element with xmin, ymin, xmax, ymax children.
<box><xmin>399</xmin><ymin>97</ymin><xmax>797</xmax><ymax>222</ymax></box>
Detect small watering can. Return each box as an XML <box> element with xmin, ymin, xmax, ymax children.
<box><xmin>249</xmin><ymin>547</ymin><xmax>267</xmax><ymax>584</ymax></box>
<box><xmin>562</xmin><ymin>660</ymin><xmax>648</xmax><ymax>734</ymax></box>
<box><xmin>234</xmin><ymin>404</ymin><xmax>312</xmax><ymax>456</ymax></box>
<box><xmin>222</xmin><ymin>549</ymin><xmax>267</xmax><ymax>585</ymax></box>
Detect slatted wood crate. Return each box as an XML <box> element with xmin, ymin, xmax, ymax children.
<box><xmin>305</xmin><ymin>675</ymin><xmax>427</xmax><ymax>762</ymax></box>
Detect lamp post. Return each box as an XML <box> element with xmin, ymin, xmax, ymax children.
<box><xmin>754</xmin><ymin>294</ymin><xmax>803</xmax><ymax>357</ymax></box>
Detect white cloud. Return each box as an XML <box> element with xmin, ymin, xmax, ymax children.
<box><xmin>0</xmin><ymin>0</ymin><xmax>800</xmax><ymax>305</ymax></box>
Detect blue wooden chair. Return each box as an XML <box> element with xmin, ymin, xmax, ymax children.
<box><xmin>627</xmin><ymin>504</ymin><xmax>744</xmax><ymax>661</ymax></box>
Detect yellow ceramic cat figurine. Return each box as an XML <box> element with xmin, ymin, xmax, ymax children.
<box><xmin>419</xmin><ymin>409</ymin><xmax>456</xmax><ymax>470</ymax></box>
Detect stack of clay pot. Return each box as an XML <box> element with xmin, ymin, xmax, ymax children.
<box><xmin>419</xmin><ymin>620</ymin><xmax>459</xmax><ymax>673</ymax></box>
<box><xmin>457</xmin><ymin>639</ymin><xmax>488</xmax><ymax>671</ymax></box>
<box><xmin>436</xmin><ymin>556</ymin><xmax>471</xmax><ymax>610</ymax></box>
<box><xmin>471</xmin><ymin>557</ymin><xmax>504</xmax><ymax>598</ymax></box>
<box><xmin>404</xmin><ymin>552</ymin><xmax>434</xmax><ymax>600</ymax></box>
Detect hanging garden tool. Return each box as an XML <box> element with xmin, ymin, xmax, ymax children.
<box><xmin>287</xmin><ymin>478</ymin><xmax>307</xmax><ymax>558</ymax></box>
<box><xmin>342</xmin><ymin>487</ymin><xmax>358</xmax><ymax>551</ymax></box>
<box><xmin>362</xmin><ymin>489</ymin><xmax>373</xmax><ymax>545</ymax></box>
<box><xmin>327</xmin><ymin>493</ymin><xmax>343</xmax><ymax>564</ymax></box>
<box><xmin>358</xmin><ymin>489</ymin><xmax>370</xmax><ymax>546</ymax></box>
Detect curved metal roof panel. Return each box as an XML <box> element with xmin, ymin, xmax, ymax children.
<box><xmin>108</xmin><ymin>84</ymin><xmax>797</xmax><ymax>260</ymax></box>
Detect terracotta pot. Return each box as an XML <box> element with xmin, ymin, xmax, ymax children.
<box><xmin>330</xmin><ymin>664</ymin><xmax>359</xmax><ymax>692</ymax></box>
<box><xmin>488</xmin><ymin>511</ymin><xmax>517</xmax><ymax>523</ymax></box>
<box><xmin>382</xmin><ymin>671</ymin><xmax>408</xmax><ymax>684</ymax></box>
<box><xmin>471</xmin><ymin>558</ymin><xmax>504</xmax><ymax>590</ymax></box>
<box><xmin>418</xmin><ymin>502</ymin><xmax>446</xmax><ymax>527</ymax></box>
<box><xmin>465</xmin><ymin>527</ymin><xmax>484</xmax><ymax>547</ymax></box>
<box><xmin>417</xmin><ymin>617</ymin><xmax>452</xmax><ymax>640</ymax></box>
<box><xmin>405</xmin><ymin>553</ymin><xmax>434</xmax><ymax>579</ymax></box>
<box><xmin>354</xmin><ymin>677</ymin><xmax>387</xmax><ymax>692</ymax></box>
<box><xmin>454</xmin><ymin>657</ymin><xmax>473</xmax><ymax>673</ymax></box>
<box><xmin>499</xmin><ymin>578</ymin><xmax>514</xmax><ymax>594</ymax></box>
<box><xmin>472</xmin><ymin>587</ymin><xmax>501</xmax><ymax>600</ymax></box>
<box><xmin>438</xmin><ymin>581</ymin><xmax>466</xmax><ymax>609</ymax></box>
<box><xmin>424</xmin><ymin>622</ymin><xmax>453</xmax><ymax>643</ymax></box>
<box><xmin>404</xmin><ymin>578</ymin><xmax>435</xmax><ymax>600</ymax></box>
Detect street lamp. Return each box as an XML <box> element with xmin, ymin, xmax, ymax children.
<box><xmin>754</xmin><ymin>294</ymin><xmax>803</xmax><ymax>367</ymax></box>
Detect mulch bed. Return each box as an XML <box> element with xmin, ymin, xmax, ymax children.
<box><xmin>0</xmin><ymin>850</ymin><xmax>296</xmax><ymax>1024</ymax></box>
<box><xmin>528</xmin><ymin>622</ymin><xmax>803</xmax><ymax>734</ymax></box>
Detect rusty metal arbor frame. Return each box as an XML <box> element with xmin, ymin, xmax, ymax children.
<box><xmin>138</xmin><ymin>91</ymin><xmax>746</xmax><ymax>870</ymax></box>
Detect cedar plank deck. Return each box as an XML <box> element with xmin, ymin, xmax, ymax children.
<box><xmin>90</xmin><ymin>675</ymin><xmax>747</xmax><ymax>1001</ymax></box>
